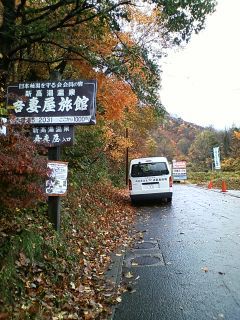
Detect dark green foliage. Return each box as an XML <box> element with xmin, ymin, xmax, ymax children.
<box><xmin>188</xmin><ymin>130</ymin><xmax>218</xmax><ymax>171</ymax></box>
<box><xmin>62</xmin><ymin>124</ymin><xmax>109</xmax><ymax>187</ymax></box>
<box><xmin>62</xmin><ymin>123</ymin><xmax>127</xmax><ymax>188</ymax></box>
<box><xmin>0</xmin><ymin>207</ymin><xmax>75</xmax><ymax>305</ymax></box>
<box><xmin>159</xmin><ymin>0</ymin><xmax>217</xmax><ymax>43</ymax></box>
<box><xmin>0</xmin><ymin>229</ymin><xmax>43</xmax><ymax>301</ymax></box>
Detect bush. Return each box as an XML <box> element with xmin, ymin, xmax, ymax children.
<box><xmin>0</xmin><ymin>123</ymin><xmax>48</xmax><ymax>211</ymax></box>
<box><xmin>221</xmin><ymin>158</ymin><xmax>240</xmax><ymax>171</ymax></box>
<box><xmin>188</xmin><ymin>170</ymin><xmax>240</xmax><ymax>190</ymax></box>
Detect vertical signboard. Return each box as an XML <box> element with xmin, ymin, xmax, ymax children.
<box><xmin>213</xmin><ymin>146</ymin><xmax>221</xmax><ymax>170</ymax></box>
<box><xmin>172</xmin><ymin>160</ymin><xmax>187</xmax><ymax>182</ymax></box>
<box><xmin>46</xmin><ymin>161</ymin><xmax>68</xmax><ymax>196</ymax></box>
<box><xmin>0</xmin><ymin>118</ymin><xmax>7</xmax><ymax>135</ymax></box>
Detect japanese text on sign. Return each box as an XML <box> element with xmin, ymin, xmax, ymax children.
<box><xmin>213</xmin><ymin>147</ymin><xmax>221</xmax><ymax>170</ymax></box>
<box><xmin>32</xmin><ymin>125</ymin><xmax>74</xmax><ymax>146</ymax></box>
<box><xmin>7</xmin><ymin>80</ymin><xmax>97</xmax><ymax>125</ymax></box>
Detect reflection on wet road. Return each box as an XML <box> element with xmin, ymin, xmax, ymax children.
<box><xmin>114</xmin><ymin>184</ymin><xmax>240</xmax><ymax>320</ymax></box>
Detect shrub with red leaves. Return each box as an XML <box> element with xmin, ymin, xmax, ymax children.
<box><xmin>0</xmin><ymin>122</ymin><xmax>49</xmax><ymax>211</ymax></box>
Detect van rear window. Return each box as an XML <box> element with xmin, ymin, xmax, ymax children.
<box><xmin>131</xmin><ymin>162</ymin><xmax>169</xmax><ymax>177</ymax></box>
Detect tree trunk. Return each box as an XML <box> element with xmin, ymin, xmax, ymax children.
<box><xmin>0</xmin><ymin>0</ymin><xmax>16</xmax><ymax>73</ymax></box>
<box><xmin>0</xmin><ymin>1</ymin><xmax>16</xmax><ymax>101</ymax></box>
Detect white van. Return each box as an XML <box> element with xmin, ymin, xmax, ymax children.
<box><xmin>128</xmin><ymin>157</ymin><xmax>173</xmax><ymax>203</ymax></box>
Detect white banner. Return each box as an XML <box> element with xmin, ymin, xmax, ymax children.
<box><xmin>213</xmin><ymin>147</ymin><xmax>221</xmax><ymax>170</ymax></box>
<box><xmin>0</xmin><ymin>118</ymin><xmax>7</xmax><ymax>135</ymax></box>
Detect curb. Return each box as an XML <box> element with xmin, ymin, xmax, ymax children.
<box><xmin>105</xmin><ymin>252</ymin><xmax>124</xmax><ymax>320</ymax></box>
<box><xmin>105</xmin><ymin>252</ymin><xmax>124</xmax><ymax>288</ymax></box>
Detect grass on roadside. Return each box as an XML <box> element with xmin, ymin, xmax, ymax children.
<box><xmin>0</xmin><ymin>182</ymin><xmax>136</xmax><ymax>319</ymax></box>
<box><xmin>188</xmin><ymin>171</ymin><xmax>240</xmax><ymax>190</ymax></box>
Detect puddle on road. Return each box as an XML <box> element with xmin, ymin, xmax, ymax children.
<box><xmin>131</xmin><ymin>255</ymin><xmax>163</xmax><ymax>266</ymax></box>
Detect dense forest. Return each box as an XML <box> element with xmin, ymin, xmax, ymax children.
<box><xmin>1</xmin><ymin>1</ymin><xmax>239</xmax><ymax>319</ymax></box>
<box><xmin>149</xmin><ymin>113</ymin><xmax>240</xmax><ymax>172</ymax></box>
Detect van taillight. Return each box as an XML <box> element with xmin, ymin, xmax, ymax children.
<box><xmin>128</xmin><ymin>179</ymin><xmax>132</xmax><ymax>190</ymax></box>
<box><xmin>169</xmin><ymin>176</ymin><xmax>173</xmax><ymax>187</ymax></box>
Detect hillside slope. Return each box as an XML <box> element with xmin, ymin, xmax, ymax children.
<box><xmin>152</xmin><ymin>114</ymin><xmax>204</xmax><ymax>161</ymax></box>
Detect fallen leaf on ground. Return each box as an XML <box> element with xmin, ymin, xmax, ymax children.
<box><xmin>124</xmin><ymin>272</ymin><xmax>134</xmax><ymax>279</ymax></box>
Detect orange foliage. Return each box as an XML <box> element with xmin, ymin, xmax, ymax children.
<box><xmin>97</xmin><ymin>74</ymin><xmax>138</xmax><ymax>120</ymax></box>
<box><xmin>69</xmin><ymin>19</ymin><xmax>150</xmax><ymax>121</ymax></box>
<box><xmin>127</xmin><ymin>4</ymin><xmax>160</xmax><ymax>27</ymax></box>
<box><xmin>73</xmin><ymin>20</ymin><xmax>119</xmax><ymax>57</ymax></box>
<box><xmin>102</xmin><ymin>124</ymin><xmax>132</xmax><ymax>162</ymax></box>
<box><xmin>70</xmin><ymin>17</ymin><xmax>160</xmax><ymax>160</ymax></box>
<box><xmin>72</xmin><ymin>59</ymin><xmax>138</xmax><ymax>121</ymax></box>
<box><xmin>234</xmin><ymin>131</ymin><xmax>240</xmax><ymax>140</ymax></box>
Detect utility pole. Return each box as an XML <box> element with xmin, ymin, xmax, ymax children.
<box><xmin>125</xmin><ymin>127</ymin><xmax>129</xmax><ymax>186</ymax></box>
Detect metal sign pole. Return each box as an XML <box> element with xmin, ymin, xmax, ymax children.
<box><xmin>48</xmin><ymin>146</ymin><xmax>61</xmax><ymax>231</ymax></box>
<box><xmin>125</xmin><ymin>127</ymin><xmax>129</xmax><ymax>186</ymax></box>
<box><xmin>48</xmin><ymin>71</ymin><xmax>61</xmax><ymax>231</ymax></box>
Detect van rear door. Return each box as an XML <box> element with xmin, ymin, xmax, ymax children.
<box><xmin>130</xmin><ymin>160</ymin><xmax>170</xmax><ymax>193</ymax></box>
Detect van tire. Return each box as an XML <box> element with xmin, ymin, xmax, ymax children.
<box><xmin>131</xmin><ymin>199</ymin><xmax>137</xmax><ymax>206</ymax></box>
<box><xmin>166</xmin><ymin>197</ymin><xmax>172</xmax><ymax>203</ymax></box>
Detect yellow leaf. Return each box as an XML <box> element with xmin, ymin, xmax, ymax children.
<box><xmin>125</xmin><ymin>271</ymin><xmax>134</xmax><ymax>278</ymax></box>
<box><xmin>70</xmin><ymin>282</ymin><xmax>76</xmax><ymax>289</ymax></box>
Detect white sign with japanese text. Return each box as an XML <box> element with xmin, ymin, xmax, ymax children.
<box><xmin>46</xmin><ymin>161</ymin><xmax>68</xmax><ymax>196</ymax></box>
<box><xmin>172</xmin><ymin>160</ymin><xmax>187</xmax><ymax>181</ymax></box>
<box><xmin>213</xmin><ymin>146</ymin><xmax>221</xmax><ymax>170</ymax></box>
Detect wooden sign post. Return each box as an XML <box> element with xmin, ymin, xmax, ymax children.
<box><xmin>7</xmin><ymin>77</ymin><xmax>97</xmax><ymax>231</ymax></box>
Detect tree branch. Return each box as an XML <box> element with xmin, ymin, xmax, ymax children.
<box><xmin>19</xmin><ymin>1</ymin><xmax>132</xmax><ymax>39</ymax></box>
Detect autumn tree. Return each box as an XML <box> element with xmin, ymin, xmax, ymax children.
<box><xmin>0</xmin><ymin>1</ymin><xmax>216</xmax><ymax>107</ymax></box>
<box><xmin>229</xmin><ymin>130</ymin><xmax>240</xmax><ymax>158</ymax></box>
<box><xmin>221</xmin><ymin>129</ymin><xmax>240</xmax><ymax>171</ymax></box>
<box><xmin>218</xmin><ymin>129</ymin><xmax>231</xmax><ymax>158</ymax></box>
<box><xmin>0</xmin><ymin>0</ymin><xmax>217</xmax><ymax>188</ymax></box>
<box><xmin>188</xmin><ymin>130</ymin><xmax>218</xmax><ymax>171</ymax></box>
<box><xmin>177</xmin><ymin>137</ymin><xmax>192</xmax><ymax>156</ymax></box>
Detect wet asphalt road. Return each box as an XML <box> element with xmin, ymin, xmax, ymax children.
<box><xmin>113</xmin><ymin>184</ymin><xmax>240</xmax><ymax>320</ymax></box>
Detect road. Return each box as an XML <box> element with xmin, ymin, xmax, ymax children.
<box><xmin>113</xmin><ymin>184</ymin><xmax>240</xmax><ymax>320</ymax></box>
